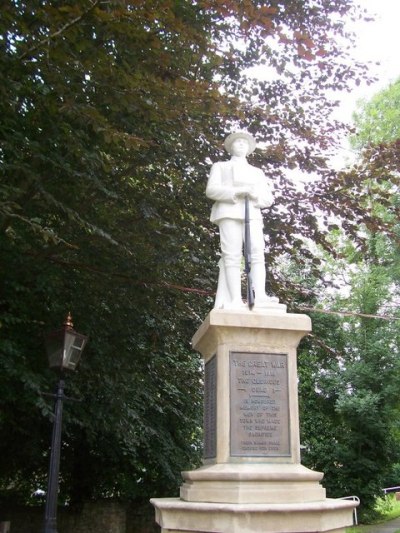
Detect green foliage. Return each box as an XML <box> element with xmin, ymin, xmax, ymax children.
<box><xmin>298</xmin><ymin>239</ymin><xmax>400</xmax><ymax>519</ymax></box>
<box><xmin>352</xmin><ymin>79</ymin><xmax>400</xmax><ymax>149</ymax></box>
<box><xmin>298</xmin><ymin>61</ymin><xmax>400</xmax><ymax>529</ymax></box>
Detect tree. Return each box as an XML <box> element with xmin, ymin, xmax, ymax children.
<box><xmin>286</xmin><ymin>227</ymin><xmax>400</xmax><ymax>518</ymax></box>
<box><xmin>280</xmin><ymin>136</ymin><xmax>400</xmax><ymax>514</ymax></box>
<box><xmin>0</xmin><ymin>0</ymin><xmax>389</xmax><ymax>506</ymax></box>
<box><xmin>352</xmin><ymin>78</ymin><xmax>400</xmax><ymax>149</ymax></box>
<box><xmin>299</xmin><ymin>249</ymin><xmax>400</xmax><ymax>518</ymax></box>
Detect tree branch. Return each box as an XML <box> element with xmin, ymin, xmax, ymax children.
<box><xmin>19</xmin><ymin>0</ymin><xmax>100</xmax><ymax>60</ymax></box>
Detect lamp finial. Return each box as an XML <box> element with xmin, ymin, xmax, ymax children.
<box><xmin>64</xmin><ymin>312</ymin><xmax>74</xmax><ymax>330</ymax></box>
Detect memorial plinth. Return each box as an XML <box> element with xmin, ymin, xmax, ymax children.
<box><xmin>151</xmin><ymin>308</ymin><xmax>358</xmax><ymax>532</ymax></box>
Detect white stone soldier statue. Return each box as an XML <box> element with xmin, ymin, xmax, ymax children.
<box><xmin>206</xmin><ymin>131</ymin><xmax>278</xmax><ymax>309</ymax></box>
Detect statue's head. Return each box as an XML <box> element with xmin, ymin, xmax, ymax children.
<box><xmin>224</xmin><ymin>132</ymin><xmax>256</xmax><ymax>156</ymax></box>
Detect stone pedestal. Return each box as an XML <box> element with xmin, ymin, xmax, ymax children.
<box><xmin>151</xmin><ymin>309</ymin><xmax>358</xmax><ymax>532</ymax></box>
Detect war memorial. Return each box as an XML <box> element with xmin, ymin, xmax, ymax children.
<box><xmin>151</xmin><ymin>132</ymin><xmax>358</xmax><ymax>532</ymax></box>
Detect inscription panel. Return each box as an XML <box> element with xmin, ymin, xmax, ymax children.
<box><xmin>204</xmin><ymin>355</ymin><xmax>217</xmax><ymax>459</ymax></box>
<box><xmin>230</xmin><ymin>351</ymin><xmax>290</xmax><ymax>457</ymax></box>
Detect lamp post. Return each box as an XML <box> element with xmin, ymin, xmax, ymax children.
<box><xmin>42</xmin><ymin>313</ymin><xmax>88</xmax><ymax>533</ymax></box>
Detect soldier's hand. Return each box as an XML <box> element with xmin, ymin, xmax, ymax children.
<box><xmin>234</xmin><ymin>186</ymin><xmax>255</xmax><ymax>198</ymax></box>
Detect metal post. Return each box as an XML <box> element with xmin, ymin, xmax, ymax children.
<box><xmin>43</xmin><ymin>378</ymin><xmax>65</xmax><ymax>533</ymax></box>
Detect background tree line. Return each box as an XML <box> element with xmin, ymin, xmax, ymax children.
<box><xmin>1</xmin><ymin>0</ymin><xmax>399</xmax><ymax>520</ymax></box>
<box><xmin>298</xmin><ymin>77</ymin><xmax>400</xmax><ymax>519</ymax></box>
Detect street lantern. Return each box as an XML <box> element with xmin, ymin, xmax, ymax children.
<box><xmin>44</xmin><ymin>313</ymin><xmax>88</xmax><ymax>372</ymax></box>
<box><xmin>42</xmin><ymin>313</ymin><xmax>88</xmax><ymax>533</ymax></box>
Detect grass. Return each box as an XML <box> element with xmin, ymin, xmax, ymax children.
<box><xmin>346</xmin><ymin>494</ymin><xmax>400</xmax><ymax>532</ymax></box>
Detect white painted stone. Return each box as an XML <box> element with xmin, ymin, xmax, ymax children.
<box><xmin>205</xmin><ymin>132</ymin><xmax>283</xmax><ymax>311</ymax></box>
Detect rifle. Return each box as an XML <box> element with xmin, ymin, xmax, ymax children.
<box><xmin>244</xmin><ymin>195</ymin><xmax>255</xmax><ymax>309</ymax></box>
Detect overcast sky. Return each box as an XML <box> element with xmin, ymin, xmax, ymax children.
<box><xmin>328</xmin><ymin>0</ymin><xmax>400</xmax><ymax>166</ymax></box>
<box><xmin>337</xmin><ymin>0</ymin><xmax>400</xmax><ymax>120</ymax></box>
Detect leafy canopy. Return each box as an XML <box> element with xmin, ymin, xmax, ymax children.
<box><xmin>352</xmin><ymin>78</ymin><xmax>400</xmax><ymax>149</ymax></box>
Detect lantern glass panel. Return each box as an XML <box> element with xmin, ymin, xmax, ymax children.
<box><xmin>45</xmin><ymin>330</ymin><xmax>65</xmax><ymax>370</ymax></box>
<box><xmin>63</xmin><ymin>331</ymin><xmax>87</xmax><ymax>371</ymax></box>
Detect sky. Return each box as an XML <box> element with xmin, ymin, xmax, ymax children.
<box><xmin>329</xmin><ymin>0</ymin><xmax>400</xmax><ymax>166</ymax></box>
<box><xmin>337</xmin><ymin>0</ymin><xmax>400</xmax><ymax>121</ymax></box>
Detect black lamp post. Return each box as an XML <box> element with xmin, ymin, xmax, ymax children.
<box><xmin>42</xmin><ymin>313</ymin><xmax>88</xmax><ymax>533</ymax></box>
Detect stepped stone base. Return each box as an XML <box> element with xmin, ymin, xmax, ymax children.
<box><xmin>151</xmin><ymin>309</ymin><xmax>358</xmax><ymax>533</ymax></box>
<box><xmin>151</xmin><ymin>497</ymin><xmax>356</xmax><ymax>533</ymax></box>
<box><xmin>180</xmin><ymin>463</ymin><xmax>326</xmax><ymax>504</ymax></box>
